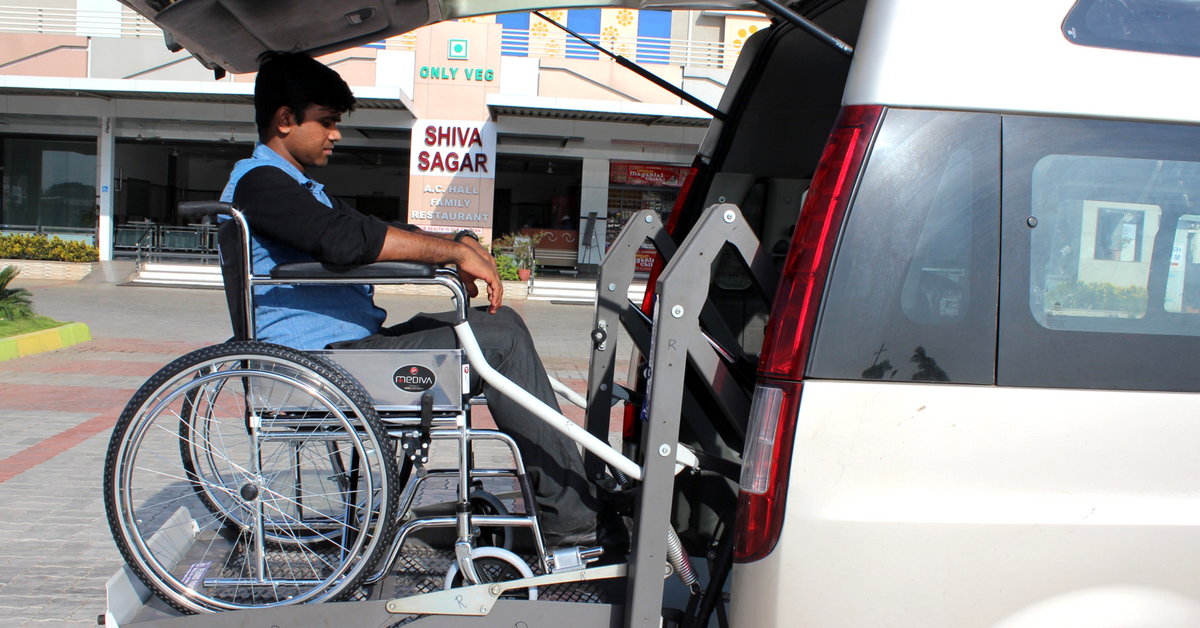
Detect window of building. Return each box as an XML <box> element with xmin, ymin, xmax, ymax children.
<box><xmin>636</xmin><ymin>10</ymin><xmax>672</xmax><ymax>64</ymax></box>
<box><xmin>809</xmin><ymin>109</ymin><xmax>1001</xmax><ymax>385</ymax></box>
<box><xmin>1</xmin><ymin>138</ymin><xmax>97</xmax><ymax>230</ymax></box>
<box><xmin>999</xmin><ymin>115</ymin><xmax>1200</xmax><ymax>391</ymax></box>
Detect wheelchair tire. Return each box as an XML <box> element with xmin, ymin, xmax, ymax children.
<box><xmin>104</xmin><ymin>341</ymin><xmax>400</xmax><ymax>614</ymax></box>
<box><xmin>469</xmin><ymin>489</ymin><xmax>514</xmax><ymax>551</ymax></box>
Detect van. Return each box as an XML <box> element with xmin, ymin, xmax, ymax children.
<box><xmin>118</xmin><ymin>0</ymin><xmax>1200</xmax><ymax>625</ymax></box>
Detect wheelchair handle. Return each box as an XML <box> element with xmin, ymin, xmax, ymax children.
<box><xmin>178</xmin><ymin>201</ymin><xmax>235</xmax><ymax>219</ymax></box>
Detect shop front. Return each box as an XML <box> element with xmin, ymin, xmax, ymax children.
<box><xmin>606</xmin><ymin>161</ymin><xmax>691</xmax><ymax>272</ymax></box>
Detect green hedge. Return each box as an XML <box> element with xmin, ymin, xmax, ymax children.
<box><xmin>0</xmin><ymin>233</ymin><xmax>99</xmax><ymax>263</ymax></box>
<box><xmin>495</xmin><ymin>254</ymin><xmax>520</xmax><ymax>281</ymax></box>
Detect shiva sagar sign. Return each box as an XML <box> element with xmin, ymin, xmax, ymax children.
<box><xmin>410</xmin><ymin>120</ymin><xmax>496</xmax><ymax>179</ymax></box>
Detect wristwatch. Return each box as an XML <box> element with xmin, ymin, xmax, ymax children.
<box><xmin>453</xmin><ymin>230</ymin><xmax>480</xmax><ymax>243</ymax></box>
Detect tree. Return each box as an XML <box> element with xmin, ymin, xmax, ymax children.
<box><xmin>0</xmin><ymin>266</ymin><xmax>34</xmax><ymax>320</ymax></box>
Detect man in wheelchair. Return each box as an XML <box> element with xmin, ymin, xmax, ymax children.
<box><xmin>218</xmin><ymin>51</ymin><xmax>603</xmax><ymax>550</ymax></box>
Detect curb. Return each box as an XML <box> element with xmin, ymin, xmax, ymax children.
<box><xmin>0</xmin><ymin>259</ymin><xmax>95</xmax><ymax>282</ymax></box>
<box><xmin>0</xmin><ymin>322</ymin><xmax>92</xmax><ymax>361</ymax></box>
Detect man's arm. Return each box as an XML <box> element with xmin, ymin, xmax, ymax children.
<box><xmin>233</xmin><ymin>166</ymin><xmax>388</xmax><ymax>266</ymax></box>
<box><xmin>233</xmin><ymin>167</ymin><xmax>503</xmax><ymax>313</ymax></box>
<box><xmin>376</xmin><ymin>226</ymin><xmax>504</xmax><ymax>313</ymax></box>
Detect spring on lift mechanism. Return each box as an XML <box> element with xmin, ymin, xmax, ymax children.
<box><xmin>666</xmin><ymin>526</ymin><xmax>699</xmax><ymax>591</ymax></box>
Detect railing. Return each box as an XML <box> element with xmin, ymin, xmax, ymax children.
<box><xmin>0</xmin><ymin>6</ymin><xmax>157</xmax><ymax>38</ymax></box>
<box><xmin>116</xmin><ymin>222</ymin><xmax>219</xmax><ymax>267</ymax></box>
<box><xmin>499</xmin><ymin>29</ymin><xmax>734</xmax><ymax>68</ymax></box>
<box><xmin>0</xmin><ymin>224</ymin><xmax>96</xmax><ymax>246</ymax></box>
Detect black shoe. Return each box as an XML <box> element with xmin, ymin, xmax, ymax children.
<box><xmin>595</xmin><ymin>507</ymin><xmax>631</xmax><ymax>555</ymax></box>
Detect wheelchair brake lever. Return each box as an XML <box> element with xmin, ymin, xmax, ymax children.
<box><xmin>401</xmin><ymin>393</ymin><xmax>436</xmax><ymax>467</ymax></box>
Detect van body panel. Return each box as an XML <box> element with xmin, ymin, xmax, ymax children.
<box><xmin>844</xmin><ymin>0</ymin><xmax>1200</xmax><ymax>125</ymax></box>
<box><xmin>730</xmin><ymin>379</ymin><xmax>1200</xmax><ymax>626</ymax></box>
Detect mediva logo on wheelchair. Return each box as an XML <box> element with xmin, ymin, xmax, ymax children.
<box><xmin>393</xmin><ymin>364</ymin><xmax>437</xmax><ymax>392</ymax></box>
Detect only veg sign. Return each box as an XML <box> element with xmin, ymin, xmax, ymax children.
<box><xmin>408</xmin><ymin>119</ymin><xmax>497</xmax><ymax>237</ymax></box>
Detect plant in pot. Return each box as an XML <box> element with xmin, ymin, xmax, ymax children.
<box><xmin>492</xmin><ymin>232</ymin><xmax>545</xmax><ymax>282</ymax></box>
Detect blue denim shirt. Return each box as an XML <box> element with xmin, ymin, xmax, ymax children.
<box><xmin>220</xmin><ymin>144</ymin><xmax>386</xmax><ymax>350</ymax></box>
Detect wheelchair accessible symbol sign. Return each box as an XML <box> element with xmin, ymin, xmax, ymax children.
<box><xmin>394</xmin><ymin>365</ymin><xmax>437</xmax><ymax>392</ymax></box>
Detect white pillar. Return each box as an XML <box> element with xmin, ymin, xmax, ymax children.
<box><xmin>578</xmin><ymin>157</ymin><xmax>609</xmax><ymax>269</ymax></box>
<box><xmin>97</xmin><ymin>113</ymin><xmax>116</xmax><ymax>261</ymax></box>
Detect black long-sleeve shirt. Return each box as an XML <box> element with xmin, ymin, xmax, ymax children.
<box><xmin>231</xmin><ymin>165</ymin><xmax>388</xmax><ymax>266</ymax></box>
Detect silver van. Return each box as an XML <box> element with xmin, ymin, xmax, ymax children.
<box><xmin>117</xmin><ymin>0</ymin><xmax>1200</xmax><ymax>625</ymax></box>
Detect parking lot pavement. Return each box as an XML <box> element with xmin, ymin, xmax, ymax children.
<box><xmin>0</xmin><ymin>277</ymin><xmax>627</xmax><ymax>626</ymax></box>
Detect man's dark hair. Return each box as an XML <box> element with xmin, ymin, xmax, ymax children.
<box><xmin>254</xmin><ymin>51</ymin><xmax>356</xmax><ymax>141</ymax></box>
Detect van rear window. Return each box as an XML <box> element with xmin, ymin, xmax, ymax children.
<box><xmin>1064</xmin><ymin>0</ymin><xmax>1200</xmax><ymax>58</ymax></box>
<box><xmin>809</xmin><ymin>110</ymin><xmax>1000</xmax><ymax>385</ymax></box>
<box><xmin>1000</xmin><ymin>115</ymin><xmax>1200</xmax><ymax>392</ymax></box>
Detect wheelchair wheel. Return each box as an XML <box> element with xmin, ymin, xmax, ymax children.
<box><xmin>104</xmin><ymin>342</ymin><xmax>399</xmax><ymax>614</ymax></box>
<box><xmin>469</xmin><ymin>489</ymin><xmax>514</xmax><ymax>551</ymax></box>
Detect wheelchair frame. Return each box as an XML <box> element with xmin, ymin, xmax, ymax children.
<box><xmin>104</xmin><ymin>199</ymin><xmax>772</xmax><ymax>628</ymax></box>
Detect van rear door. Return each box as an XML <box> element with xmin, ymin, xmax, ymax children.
<box><xmin>119</xmin><ymin>0</ymin><xmax>759</xmax><ymax>73</ymax></box>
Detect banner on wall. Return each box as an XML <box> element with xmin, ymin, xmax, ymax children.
<box><xmin>610</xmin><ymin>162</ymin><xmax>690</xmax><ymax>187</ymax></box>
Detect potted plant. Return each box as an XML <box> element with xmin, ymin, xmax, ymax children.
<box><xmin>492</xmin><ymin>232</ymin><xmax>545</xmax><ymax>282</ymax></box>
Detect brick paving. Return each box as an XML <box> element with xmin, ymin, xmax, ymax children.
<box><xmin>0</xmin><ymin>271</ymin><xmax>629</xmax><ymax>626</ymax></box>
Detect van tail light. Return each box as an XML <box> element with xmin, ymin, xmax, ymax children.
<box><xmin>734</xmin><ymin>379</ymin><xmax>803</xmax><ymax>562</ymax></box>
<box><xmin>736</xmin><ymin>105</ymin><xmax>882</xmax><ymax>562</ymax></box>
<box><xmin>758</xmin><ymin>105</ymin><xmax>883</xmax><ymax>381</ymax></box>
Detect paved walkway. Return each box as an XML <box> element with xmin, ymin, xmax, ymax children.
<box><xmin>0</xmin><ymin>272</ymin><xmax>627</xmax><ymax>626</ymax></box>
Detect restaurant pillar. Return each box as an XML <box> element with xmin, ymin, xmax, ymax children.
<box><xmin>97</xmin><ymin>110</ymin><xmax>116</xmax><ymax>261</ymax></box>
<box><xmin>407</xmin><ymin>22</ymin><xmax>502</xmax><ymax>244</ymax></box>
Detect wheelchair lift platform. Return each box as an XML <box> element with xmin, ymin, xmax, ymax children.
<box><xmin>103</xmin><ymin>203</ymin><xmax>769</xmax><ymax>628</ymax></box>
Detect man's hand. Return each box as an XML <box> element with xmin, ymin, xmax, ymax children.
<box><xmin>377</xmin><ymin>226</ymin><xmax>504</xmax><ymax>313</ymax></box>
<box><xmin>455</xmin><ymin>243</ymin><xmax>504</xmax><ymax>314</ymax></box>
<box><xmin>461</xmin><ymin>236</ymin><xmax>495</xmax><ymax>266</ymax></box>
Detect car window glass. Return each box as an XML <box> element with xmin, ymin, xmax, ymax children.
<box><xmin>901</xmin><ymin>149</ymin><xmax>974</xmax><ymax>324</ymax></box>
<box><xmin>999</xmin><ymin>115</ymin><xmax>1200</xmax><ymax>392</ymax></box>
<box><xmin>809</xmin><ymin>109</ymin><xmax>1001</xmax><ymax>384</ymax></box>
<box><xmin>1028</xmin><ymin>154</ymin><xmax>1200</xmax><ymax>334</ymax></box>
<box><xmin>1063</xmin><ymin>0</ymin><xmax>1200</xmax><ymax>58</ymax></box>
<box><xmin>1165</xmin><ymin>214</ymin><xmax>1200</xmax><ymax>312</ymax></box>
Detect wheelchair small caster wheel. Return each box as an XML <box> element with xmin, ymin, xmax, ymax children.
<box><xmin>443</xmin><ymin>546</ymin><xmax>537</xmax><ymax>600</ymax></box>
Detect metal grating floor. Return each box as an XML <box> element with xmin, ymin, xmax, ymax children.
<box><xmin>385</xmin><ymin>546</ymin><xmax>607</xmax><ymax>604</ymax></box>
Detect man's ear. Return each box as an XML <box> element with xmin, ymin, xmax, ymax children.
<box><xmin>272</xmin><ymin>106</ymin><xmax>296</xmax><ymax>137</ymax></box>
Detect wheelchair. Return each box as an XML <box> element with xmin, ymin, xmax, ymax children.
<box><xmin>102</xmin><ymin>202</ymin><xmax>623</xmax><ymax>614</ymax></box>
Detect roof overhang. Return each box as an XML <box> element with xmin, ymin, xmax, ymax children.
<box><xmin>0</xmin><ymin>76</ymin><xmax>410</xmax><ymax>111</ymax></box>
<box><xmin>486</xmin><ymin>93</ymin><xmax>712</xmax><ymax>127</ymax></box>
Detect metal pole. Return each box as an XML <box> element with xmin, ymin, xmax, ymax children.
<box><xmin>752</xmin><ymin>0</ymin><xmax>853</xmax><ymax>57</ymax></box>
<box><xmin>532</xmin><ymin>11</ymin><xmax>725</xmax><ymax>120</ymax></box>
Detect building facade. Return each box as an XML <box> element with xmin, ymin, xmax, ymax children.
<box><xmin>0</xmin><ymin>1</ymin><xmax>769</xmax><ymax>268</ymax></box>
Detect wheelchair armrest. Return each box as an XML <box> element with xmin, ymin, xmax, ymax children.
<box><xmin>271</xmin><ymin>261</ymin><xmax>437</xmax><ymax>280</ymax></box>
<box><xmin>179</xmin><ymin>201</ymin><xmax>234</xmax><ymax>219</ymax></box>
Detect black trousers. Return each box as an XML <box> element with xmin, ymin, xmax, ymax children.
<box><xmin>331</xmin><ymin>306</ymin><xmax>599</xmax><ymax>535</ymax></box>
